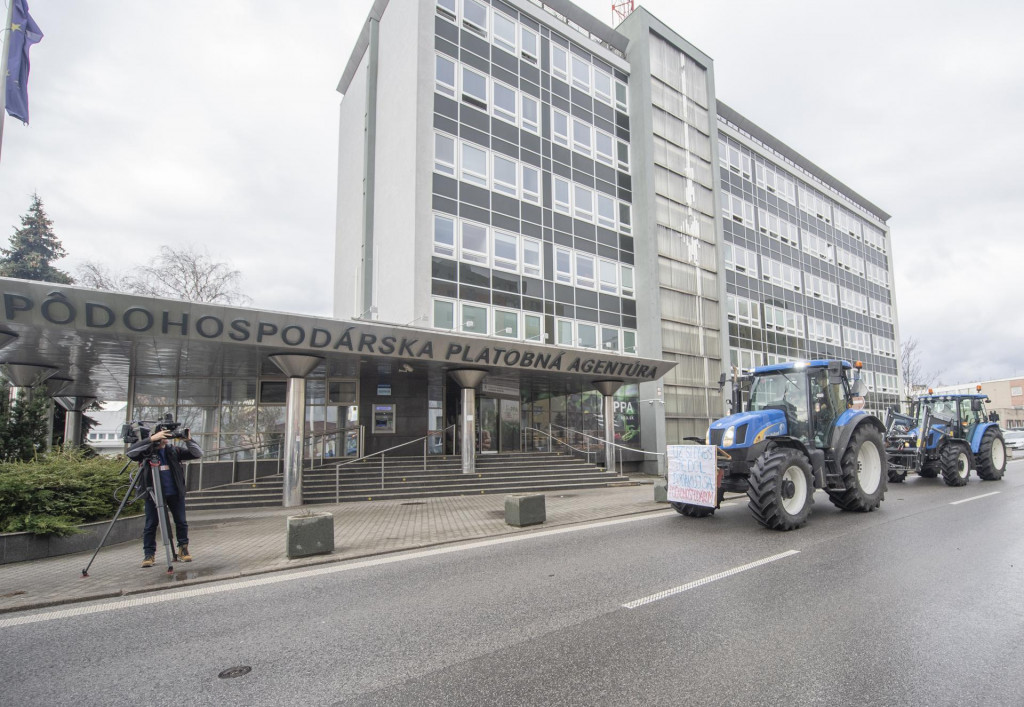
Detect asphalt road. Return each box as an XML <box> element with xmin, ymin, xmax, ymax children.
<box><xmin>3</xmin><ymin>458</ymin><xmax>1023</xmax><ymax>707</ymax></box>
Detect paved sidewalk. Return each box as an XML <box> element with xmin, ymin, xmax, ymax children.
<box><xmin>0</xmin><ymin>481</ymin><xmax>669</xmax><ymax>615</ymax></box>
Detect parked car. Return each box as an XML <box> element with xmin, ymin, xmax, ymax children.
<box><xmin>1004</xmin><ymin>429</ymin><xmax>1024</xmax><ymax>452</ymax></box>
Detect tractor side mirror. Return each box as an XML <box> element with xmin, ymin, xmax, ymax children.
<box><xmin>850</xmin><ymin>379</ymin><xmax>867</xmax><ymax>398</ymax></box>
<box><xmin>971</xmin><ymin>399</ymin><xmax>982</xmax><ymax>412</ymax></box>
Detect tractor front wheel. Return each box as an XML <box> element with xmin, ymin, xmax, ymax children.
<box><xmin>918</xmin><ymin>465</ymin><xmax>939</xmax><ymax>479</ymax></box>
<box><xmin>828</xmin><ymin>425</ymin><xmax>886</xmax><ymax>512</ymax></box>
<box><xmin>940</xmin><ymin>443</ymin><xmax>971</xmax><ymax>487</ymax></box>
<box><xmin>888</xmin><ymin>465</ymin><xmax>908</xmax><ymax>484</ymax></box>
<box><xmin>975</xmin><ymin>429</ymin><xmax>1006</xmax><ymax>481</ymax></box>
<box><xmin>747</xmin><ymin>447</ymin><xmax>814</xmax><ymax>531</ymax></box>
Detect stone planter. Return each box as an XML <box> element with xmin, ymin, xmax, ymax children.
<box><xmin>653</xmin><ymin>480</ymin><xmax>668</xmax><ymax>503</ymax></box>
<box><xmin>286</xmin><ymin>512</ymin><xmax>335</xmax><ymax>559</ymax></box>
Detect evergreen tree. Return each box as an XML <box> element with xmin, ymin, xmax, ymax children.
<box><xmin>0</xmin><ymin>380</ymin><xmax>51</xmax><ymax>462</ymax></box>
<box><xmin>0</xmin><ymin>194</ymin><xmax>74</xmax><ymax>284</ymax></box>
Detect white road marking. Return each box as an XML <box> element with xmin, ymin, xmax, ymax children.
<box><xmin>0</xmin><ymin>510</ymin><xmax>676</xmax><ymax>629</ymax></box>
<box><xmin>622</xmin><ymin>550</ymin><xmax>801</xmax><ymax>609</ymax></box>
<box><xmin>950</xmin><ymin>491</ymin><xmax>1001</xmax><ymax>505</ymax></box>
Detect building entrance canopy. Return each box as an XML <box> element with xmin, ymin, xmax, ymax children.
<box><xmin>0</xmin><ymin>278</ymin><xmax>675</xmax><ymax>401</ymax></box>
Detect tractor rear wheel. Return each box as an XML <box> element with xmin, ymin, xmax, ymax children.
<box><xmin>828</xmin><ymin>425</ymin><xmax>886</xmax><ymax>512</ymax></box>
<box><xmin>975</xmin><ymin>429</ymin><xmax>1006</xmax><ymax>481</ymax></box>
<box><xmin>670</xmin><ymin>488</ymin><xmax>726</xmax><ymax>518</ymax></box>
<box><xmin>940</xmin><ymin>442</ymin><xmax>971</xmax><ymax>487</ymax></box>
<box><xmin>747</xmin><ymin>447</ymin><xmax>813</xmax><ymax>531</ymax></box>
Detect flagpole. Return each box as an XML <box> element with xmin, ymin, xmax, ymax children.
<box><xmin>0</xmin><ymin>0</ymin><xmax>16</xmax><ymax>163</ymax></box>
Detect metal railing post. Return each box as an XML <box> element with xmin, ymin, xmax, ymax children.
<box><xmin>335</xmin><ymin>462</ymin><xmax>340</xmax><ymax>504</ymax></box>
<box><xmin>423</xmin><ymin>438</ymin><xmax>427</xmax><ymax>473</ymax></box>
<box><xmin>381</xmin><ymin>453</ymin><xmax>385</xmax><ymax>490</ymax></box>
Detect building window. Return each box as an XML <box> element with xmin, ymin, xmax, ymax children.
<box><xmin>436</xmin><ymin>0</ymin><xmax>457</xmax><ymax>21</ymax></box>
<box><xmin>577</xmin><ymin>322</ymin><xmax>598</xmax><ymax>349</ymax></box>
<box><xmin>492</xmin><ymin>154</ymin><xmax>518</xmax><ymax>196</ymax></box>
<box><xmin>462</xmin><ymin>0</ymin><xmax>487</xmax><ymax>37</ymax></box>
<box><xmin>555</xmin><ymin>247</ymin><xmax>573</xmax><ymax>284</ymax></box>
<box><xmin>556</xmin><ymin>318</ymin><xmax>574</xmax><ymax>346</ymax></box>
<box><xmin>461</xmin><ymin>303</ymin><xmax>488</xmax><ymax>334</ymax></box>
<box><xmin>724</xmin><ymin>242</ymin><xmax>759</xmax><ymax>278</ymax></box>
<box><xmin>433</xmin><ymin>214</ymin><xmax>455</xmax><ymax>258</ymax></box>
<box><xmin>553</xmin><ymin>177</ymin><xmax>571</xmax><ymax>214</ymax></box>
<box><xmin>620</xmin><ymin>265</ymin><xmax>634</xmax><ymax>298</ymax></box>
<box><xmin>460</xmin><ymin>142</ymin><xmax>488</xmax><ymax>187</ymax></box>
<box><xmin>615</xmin><ymin>79</ymin><xmax>628</xmax><ymax>112</ymax></box>
<box><xmin>597</xmin><ymin>193</ymin><xmax>616</xmax><ymax>229</ymax></box>
<box><xmin>435</xmin><ymin>55</ymin><xmax>456</xmax><ymax>98</ymax></box>
<box><xmin>552</xmin><ymin>109</ymin><xmax>570</xmax><ymax>147</ymax></box>
<box><xmin>524</xmin><ymin>313</ymin><xmax>544</xmax><ymax>342</ymax></box>
<box><xmin>572</xmin><ymin>118</ymin><xmax>592</xmax><ymax>156</ymax></box>
<box><xmin>727</xmin><ymin>294</ymin><xmax>761</xmax><ymax>327</ymax></box>
<box><xmin>434</xmin><ymin>133</ymin><xmax>456</xmax><ymax>176</ymax></box>
<box><xmin>521</xmin><ymin>94</ymin><xmax>539</xmax><ymax>134</ymax></box>
<box><xmin>575</xmin><ymin>253</ymin><xmax>596</xmax><ymax>289</ymax></box>
<box><xmin>433</xmin><ymin>298</ymin><xmax>455</xmax><ymax>330</ymax></box>
<box><xmin>494</xmin><ymin>309</ymin><xmax>519</xmax><ymax>338</ymax></box>
<box><xmin>551</xmin><ymin>44</ymin><xmax>568</xmax><ymax>81</ymax></box>
<box><xmin>619</xmin><ymin>202</ymin><xmax>631</xmax><ymax>234</ymax></box>
<box><xmin>594</xmin><ymin>69</ymin><xmax>612</xmax><ymax>105</ymax></box>
<box><xmin>595</xmin><ymin>130</ymin><xmax>614</xmax><ymax>166</ymax></box>
<box><xmin>492</xmin><ymin>10</ymin><xmax>516</xmax><ymax>54</ymax></box>
<box><xmin>520</xmin><ymin>26</ymin><xmax>539</xmax><ymax>63</ymax></box>
<box><xmin>522</xmin><ymin>237</ymin><xmax>542</xmax><ymax>278</ymax></box>
<box><xmin>617</xmin><ymin>140</ymin><xmax>630</xmax><ymax>171</ymax></box>
<box><xmin>571</xmin><ymin>55</ymin><xmax>591</xmax><ymax>92</ymax></box>
<box><xmin>492</xmin><ymin>81</ymin><xmax>517</xmax><ymax>124</ymax></box>
<box><xmin>623</xmin><ymin>330</ymin><xmax>637</xmax><ymax>355</ymax></box>
<box><xmin>599</xmin><ymin>259</ymin><xmax>618</xmax><ymax>294</ymax></box>
<box><xmin>460</xmin><ymin>221</ymin><xmax>488</xmax><ymax>265</ymax></box>
<box><xmin>521</xmin><ymin>165</ymin><xmax>540</xmax><ymax>203</ymax></box>
<box><xmin>723</xmin><ymin>193</ymin><xmax>755</xmax><ymax>227</ymax></box>
<box><xmin>493</xmin><ymin>230</ymin><xmax>518</xmax><ymax>272</ymax></box>
<box><xmin>601</xmin><ymin>326</ymin><xmax>620</xmax><ymax>353</ymax></box>
<box><xmin>461</xmin><ymin>66</ymin><xmax>488</xmax><ymax>109</ymax></box>
<box><xmin>573</xmin><ymin>184</ymin><xmax>594</xmax><ymax>221</ymax></box>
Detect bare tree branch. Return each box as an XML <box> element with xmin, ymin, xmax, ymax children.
<box><xmin>901</xmin><ymin>337</ymin><xmax>943</xmax><ymax>397</ymax></box>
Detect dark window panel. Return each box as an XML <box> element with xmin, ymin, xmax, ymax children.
<box><xmin>432</xmin><ymin>194</ymin><xmax>458</xmax><ymax>215</ymax></box>
<box><xmin>492</xmin><ymin>270</ymin><xmax>521</xmax><ymax>294</ymax></box>
<box><xmin>573</xmin><ymin>236</ymin><xmax>596</xmax><ymax>254</ymax></box>
<box><xmin>432</xmin><ymin>279</ymin><xmax>458</xmax><ymax>298</ymax></box>
<box><xmin>599</xmin><ymin>293</ymin><xmax>620</xmax><ymax>313</ymax></box>
<box><xmin>555</xmin><ymin>284</ymin><xmax>574</xmax><ymax>304</ymax></box>
<box><xmin>575</xmin><ymin>289</ymin><xmax>598</xmax><ymax>309</ymax></box>
<box><xmin>492</xmin><ymin>291</ymin><xmax>521</xmax><ymax>309</ymax></box>
<box><xmin>522</xmin><ymin>295</ymin><xmax>544</xmax><ymax>312</ymax></box>
<box><xmin>434</xmin><ymin>94</ymin><xmax>459</xmax><ymax>121</ymax></box>
<box><xmin>432</xmin><ymin>257</ymin><xmax>458</xmax><ymax>282</ymax></box>
<box><xmin>460</xmin><ymin>183</ymin><xmax>491</xmax><ymax>210</ymax></box>
<box><xmin>459</xmin><ymin>285</ymin><xmax>491</xmax><ymax>304</ymax></box>
<box><xmin>576</xmin><ymin>307</ymin><xmax>598</xmax><ymax>323</ymax></box>
<box><xmin>460</xmin><ymin>262</ymin><xmax>491</xmax><ymax>288</ymax></box>
<box><xmin>435</xmin><ymin>17</ymin><xmax>459</xmax><ymax>45</ymax></box>
<box><xmin>432</xmin><ymin>173</ymin><xmax>458</xmax><ymax>200</ymax></box>
<box><xmin>599</xmin><ymin>310</ymin><xmax>620</xmax><ymax>326</ymax></box>
<box><xmin>459</xmin><ymin>202</ymin><xmax>490</xmax><ymax>224</ymax></box>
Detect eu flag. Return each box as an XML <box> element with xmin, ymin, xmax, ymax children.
<box><xmin>5</xmin><ymin>0</ymin><xmax>44</xmax><ymax>124</ymax></box>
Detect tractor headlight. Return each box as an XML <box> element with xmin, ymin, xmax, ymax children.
<box><xmin>722</xmin><ymin>425</ymin><xmax>736</xmax><ymax>447</ymax></box>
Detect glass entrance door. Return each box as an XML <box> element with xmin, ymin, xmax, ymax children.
<box><xmin>499</xmin><ymin>399</ymin><xmax>520</xmax><ymax>452</ymax></box>
<box><xmin>477</xmin><ymin>398</ymin><xmax>499</xmax><ymax>453</ymax></box>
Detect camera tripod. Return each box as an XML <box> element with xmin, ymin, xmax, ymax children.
<box><xmin>81</xmin><ymin>458</ymin><xmax>181</xmax><ymax>577</ymax></box>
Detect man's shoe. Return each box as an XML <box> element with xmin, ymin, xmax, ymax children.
<box><xmin>141</xmin><ymin>555</ymin><xmax>155</xmax><ymax>568</ymax></box>
<box><xmin>178</xmin><ymin>544</ymin><xmax>192</xmax><ymax>562</ymax></box>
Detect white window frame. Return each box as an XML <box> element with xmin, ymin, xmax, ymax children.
<box><xmin>573</xmin><ymin>184</ymin><xmax>594</xmax><ymax>221</ymax></box>
<box><xmin>572</xmin><ymin>118</ymin><xmax>592</xmax><ymax>156</ymax></box>
<box><xmin>491</xmin><ymin>80</ymin><xmax>517</xmax><ymax>124</ymax></box>
<box><xmin>461</xmin><ymin>302</ymin><xmax>488</xmax><ymax>335</ymax></box>
<box><xmin>521</xmin><ymin>164</ymin><xmax>540</xmax><ymax>204</ymax></box>
<box><xmin>614</xmin><ymin>79</ymin><xmax>628</xmax><ymax>112</ymax></box>
<box><xmin>619</xmin><ymin>202</ymin><xmax>632</xmax><ymax>235</ymax></box>
<box><xmin>620</xmin><ymin>265</ymin><xmax>634</xmax><ymax>298</ymax></box>
<box><xmin>520</xmin><ymin>26</ymin><xmax>539</xmax><ymax>63</ymax></box>
<box><xmin>460</xmin><ymin>141</ymin><xmax>488</xmax><ymax>187</ymax></box>
<box><xmin>570</xmin><ymin>54</ymin><xmax>591</xmax><ymax>92</ymax></box>
<box><xmin>622</xmin><ymin>330</ymin><xmax>637</xmax><ymax>356</ymax></box>
<box><xmin>555</xmin><ymin>247</ymin><xmax>573</xmax><ymax>284</ymax></box>
<box><xmin>462</xmin><ymin>0</ymin><xmax>488</xmax><ymax>37</ymax></box>
<box><xmin>551</xmin><ymin>43</ymin><xmax>568</xmax><ymax>81</ymax></box>
<box><xmin>432</xmin><ymin>297</ymin><xmax>457</xmax><ymax>330</ymax></box>
<box><xmin>522</xmin><ymin>237</ymin><xmax>542</xmax><ymax>279</ymax></box>
<box><xmin>601</xmin><ymin>326</ymin><xmax>620</xmax><ymax>353</ymax></box>
<box><xmin>520</xmin><ymin>93</ymin><xmax>540</xmax><ymax>134</ymax></box>
<box><xmin>460</xmin><ymin>221</ymin><xmax>489</xmax><ymax>265</ymax></box>
<box><xmin>556</xmin><ymin>318</ymin><xmax>574</xmax><ymax>346</ymax></box>
<box><xmin>595</xmin><ymin>130</ymin><xmax>614</xmax><ymax>167</ymax></box>
<box><xmin>435</xmin><ymin>54</ymin><xmax>456</xmax><ymax>98</ymax></box>
<box><xmin>552</xmin><ymin>108</ymin><xmax>570</xmax><ymax>147</ymax></box>
<box><xmin>436</xmin><ymin>0</ymin><xmax>457</xmax><ymax>22</ymax></box>
<box><xmin>575</xmin><ymin>252</ymin><xmax>596</xmax><ymax>289</ymax></box>
<box><xmin>492</xmin><ymin>153</ymin><xmax>518</xmax><ymax>197</ymax></box>
<box><xmin>461</xmin><ymin>66</ymin><xmax>488</xmax><ymax>109</ymax></box>
<box><xmin>577</xmin><ymin>322</ymin><xmax>598</xmax><ymax>349</ymax></box>
<box><xmin>553</xmin><ymin>177</ymin><xmax>571</xmax><ymax>214</ymax></box>
<box><xmin>433</xmin><ymin>213</ymin><xmax>456</xmax><ymax>258</ymax></box>
<box><xmin>493</xmin><ymin>230</ymin><xmax>519</xmax><ymax>272</ymax></box>
<box><xmin>524</xmin><ymin>313</ymin><xmax>545</xmax><ymax>342</ymax></box>
<box><xmin>593</xmin><ymin>68</ymin><xmax>613</xmax><ymax>105</ymax></box>
<box><xmin>617</xmin><ymin>139</ymin><xmax>630</xmax><ymax>171</ymax></box>
<box><xmin>597</xmin><ymin>192</ymin><xmax>616</xmax><ymax>229</ymax></box>
<box><xmin>598</xmin><ymin>259</ymin><xmax>618</xmax><ymax>294</ymax></box>
<box><xmin>434</xmin><ymin>132</ymin><xmax>456</xmax><ymax>176</ymax></box>
<box><xmin>493</xmin><ymin>308</ymin><xmax>519</xmax><ymax>338</ymax></box>
<box><xmin>491</xmin><ymin>10</ymin><xmax>517</xmax><ymax>55</ymax></box>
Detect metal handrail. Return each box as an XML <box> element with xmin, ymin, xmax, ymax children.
<box><xmin>521</xmin><ymin>426</ymin><xmax>601</xmax><ymax>465</ymax></box>
<box><xmin>527</xmin><ymin>423</ymin><xmax>667</xmax><ymax>478</ymax></box>
<box><xmin>333</xmin><ymin>424</ymin><xmax>456</xmax><ymax>500</ymax></box>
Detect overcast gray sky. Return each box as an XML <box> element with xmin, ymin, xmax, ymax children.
<box><xmin>2</xmin><ymin>0</ymin><xmax>1022</xmax><ymax>385</ymax></box>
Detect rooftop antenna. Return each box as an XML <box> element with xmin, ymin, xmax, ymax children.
<box><xmin>612</xmin><ymin>1</ymin><xmax>635</xmax><ymax>25</ymax></box>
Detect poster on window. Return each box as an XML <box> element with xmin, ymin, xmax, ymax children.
<box><xmin>666</xmin><ymin>444</ymin><xmax>718</xmax><ymax>507</ymax></box>
<box><xmin>613</xmin><ymin>385</ymin><xmax>641</xmax><ymax>448</ymax></box>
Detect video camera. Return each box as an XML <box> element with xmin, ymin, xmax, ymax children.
<box><xmin>120</xmin><ymin>414</ymin><xmax>190</xmax><ymax>445</ymax></box>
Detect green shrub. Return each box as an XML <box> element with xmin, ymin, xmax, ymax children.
<box><xmin>0</xmin><ymin>446</ymin><xmax>145</xmax><ymax>536</ymax></box>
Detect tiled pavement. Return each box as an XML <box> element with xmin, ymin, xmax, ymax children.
<box><xmin>0</xmin><ymin>480</ymin><xmax>669</xmax><ymax>615</ymax></box>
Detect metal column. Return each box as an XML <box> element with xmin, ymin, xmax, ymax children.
<box><xmin>268</xmin><ymin>354</ymin><xmax>324</xmax><ymax>508</ymax></box>
<box><xmin>449</xmin><ymin>369</ymin><xmax>487</xmax><ymax>475</ymax></box>
<box><xmin>593</xmin><ymin>380</ymin><xmax>624</xmax><ymax>470</ymax></box>
<box><xmin>55</xmin><ymin>396</ymin><xmax>95</xmax><ymax>447</ymax></box>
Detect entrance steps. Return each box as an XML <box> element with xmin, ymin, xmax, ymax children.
<box><xmin>185</xmin><ymin>452</ymin><xmax>630</xmax><ymax>511</ymax></box>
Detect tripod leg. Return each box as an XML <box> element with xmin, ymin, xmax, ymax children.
<box><xmin>150</xmin><ymin>469</ymin><xmax>175</xmax><ymax>574</ymax></box>
<box><xmin>82</xmin><ymin>461</ymin><xmax>140</xmax><ymax>578</ymax></box>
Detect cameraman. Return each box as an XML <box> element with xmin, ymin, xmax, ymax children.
<box><xmin>127</xmin><ymin>426</ymin><xmax>202</xmax><ymax>568</ymax></box>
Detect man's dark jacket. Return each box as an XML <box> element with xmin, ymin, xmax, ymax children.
<box><xmin>126</xmin><ymin>437</ymin><xmax>202</xmax><ymax>497</ymax></box>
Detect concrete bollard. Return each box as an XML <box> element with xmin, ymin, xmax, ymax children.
<box><xmin>286</xmin><ymin>512</ymin><xmax>335</xmax><ymax>558</ymax></box>
<box><xmin>654</xmin><ymin>480</ymin><xmax>668</xmax><ymax>503</ymax></box>
<box><xmin>505</xmin><ymin>494</ymin><xmax>545</xmax><ymax>527</ymax></box>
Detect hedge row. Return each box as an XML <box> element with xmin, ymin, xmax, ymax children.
<box><xmin>0</xmin><ymin>447</ymin><xmax>145</xmax><ymax>536</ymax></box>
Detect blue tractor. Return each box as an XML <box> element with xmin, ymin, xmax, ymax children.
<box><xmin>671</xmin><ymin>360</ymin><xmax>887</xmax><ymax>531</ymax></box>
<box><xmin>885</xmin><ymin>389</ymin><xmax>1006</xmax><ymax>486</ymax></box>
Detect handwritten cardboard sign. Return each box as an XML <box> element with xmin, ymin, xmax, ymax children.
<box><xmin>666</xmin><ymin>445</ymin><xmax>718</xmax><ymax>507</ymax></box>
